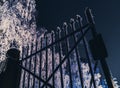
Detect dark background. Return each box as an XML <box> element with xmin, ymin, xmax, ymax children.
<box><xmin>35</xmin><ymin>0</ymin><xmax>120</xmax><ymax>83</ymax></box>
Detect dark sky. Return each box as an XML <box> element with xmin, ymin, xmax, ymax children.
<box><xmin>35</xmin><ymin>0</ymin><xmax>120</xmax><ymax>83</ymax></box>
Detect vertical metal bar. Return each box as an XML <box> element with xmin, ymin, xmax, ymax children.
<box><xmin>63</xmin><ymin>23</ymin><xmax>73</xmax><ymax>88</ymax></box>
<box><xmin>33</xmin><ymin>39</ymin><xmax>38</xmax><ymax>88</ymax></box>
<box><xmin>77</xmin><ymin>15</ymin><xmax>97</xmax><ymax>88</ymax></box>
<box><xmin>70</xmin><ymin>18</ymin><xmax>84</xmax><ymax>88</ymax></box>
<box><xmin>100</xmin><ymin>59</ymin><xmax>114</xmax><ymax>88</ymax></box>
<box><xmin>45</xmin><ymin>35</ymin><xmax>48</xmax><ymax>88</ymax></box>
<box><xmin>85</xmin><ymin>8</ymin><xmax>114</xmax><ymax>88</ymax></box>
<box><xmin>51</xmin><ymin>32</ymin><xmax>55</xmax><ymax>87</ymax></box>
<box><xmin>90</xmin><ymin>61</ymin><xmax>99</xmax><ymax>87</ymax></box>
<box><xmin>22</xmin><ymin>45</ymin><xmax>29</xmax><ymax>88</ymax></box>
<box><xmin>22</xmin><ymin>46</ymin><xmax>25</xmax><ymax>88</ymax></box>
<box><xmin>28</xmin><ymin>43</ymin><xmax>33</xmax><ymax>88</ymax></box>
<box><xmin>20</xmin><ymin>47</ymin><xmax>24</xmax><ymax>60</ymax></box>
<box><xmin>57</xmin><ymin>28</ymin><xmax>64</xmax><ymax>88</ymax></box>
<box><xmin>85</xmin><ymin>8</ymin><xmax>97</xmax><ymax>38</ymax></box>
<box><xmin>19</xmin><ymin>46</ymin><xmax>25</xmax><ymax>88</ymax></box>
<box><xmin>39</xmin><ymin>38</ymin><xmax>43</xmax><ymax>88</ymax></box>
<box><xmin>85</xmin><ymin>8</ymin><xmax>99</xmax><ymax>88</ymax></box>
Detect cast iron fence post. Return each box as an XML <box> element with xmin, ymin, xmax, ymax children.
<box><xmin>0</xmin><ymin>48</ymin><xmax>21</xmax><ymax>88</ymax></box>
<box><xmin>86</xmin><ymin>8</ymin><xmax>114</xmax><ymax>88</ymax></box>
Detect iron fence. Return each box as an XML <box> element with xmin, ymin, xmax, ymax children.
<box><xmin>0</xmin><ymin>8</ymin><xmax>114</xmax><ymax>88</ymax></box>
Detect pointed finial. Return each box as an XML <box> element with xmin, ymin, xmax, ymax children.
<box><xmin>51</xmin><ymin>30</ymin><xmax>55</xmax><ymax>38</ymax></box>
<box><xmin>51</xmin><ymin>30</ymin><xmax>55</xmax><ymax>34</ymax></box>
<box><xmin>76</xmin><ymin>14</ymin><xmax>82</xmax><ymax>21</ymax></box>
<box><xmin>57</xmin><ymin>26</ymin><xmax>61</xmax><ymax>32</ymax></box>
<box><xmin>85</xmin><ymin>7</ymin><xmax>95</xmax><ymax>24</ymax></box>
<box><xmin>70</xmin><ymin>18</ymin><xmax>75</xmax><ymax>24</ymax></box>
<box><xmin>63</xmin><ymin>22</ymin><xmax>68</xmax><ymax>29</ymax></box>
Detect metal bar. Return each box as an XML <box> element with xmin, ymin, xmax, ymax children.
<box><xmin>19</xmin><ymin>64</ymin><xmax>53</xmax><ymax>88</ymax></box>
<box><xmin>33</xmin><ymin>40</ymin><xmax>38</xmax><ymax>88</ymax></box>
<box><xmin>39</xmin><ymin>38</ymin><xmax>43</xmax><ymax>88</ymax></box>
<box><xmin>45</xmin><ymin>35</ymin><xmax>48</xmax><ymax>88</ymax></box>
<box><xmin>90</xmin><ymin>61</ymin><xmax>99</xmax><ymax>88</ymax></box>
<box><xmin>51</xmin><ymin>32</ymin><xmax>55</xmax><ymax>87</ymax></box>
<box><xmin>77</xmin><ymin>15</ymin><xmax>97</xmax><ymax>88</ymax></box>
<box><xmin>57</xmin><ymin>29</ymin><xmax>64</xmax><ymax>88</ymax></box>
<box><xmin>85</xmin><ymin>8</ymin><xmax>98</xmax><ymax>75</ymax></box>
<box><xmin>63</xmin><ymin>23</ymin><xmax>73</xmax><ymax>88</ymax></box>
<box><xmin>100</xmin><ymin>59</ymin><xmax>114</xmax><ymax>88</ymax></box>
<box><xmin>22</xmin><ymin>46</ymin><xmax>26</xmax><ymax>88</ymax></box>
<box><xmin>84</xmin><ymin>9</ymin><xmax>99</xmax><ymax>78</ymax></box>
<box><xmin>85</xmin><ymin>8</ymin><xmax>114</xmax><ymax>88</ymax></box>
<box><xmin>20</xmin><ymin>24</ymin><xmax>89</xmax><ymax>62</ymax></box>
<box><xmin>70</xmin><ymin>18</ymin><xmax>84</xmax><ymax>88</ymax></box>
<box><xmin>41</xmin><ymin>27</ymin><xmax>90</xmax><ymax>88</ymax></box>
<box><xmin>85</xmin><ymin>8</ymin><xmax>97</xmax><ymax>38</ymax></box>
<box><xmin>22</xmin><ymin>45</ymin><xmax>29</xmax><ymax>88</ymax></box>
<box><xmin>27</xmin><ymin>43</ymin><xmax>33</xmax><ymax>88</ymax></box>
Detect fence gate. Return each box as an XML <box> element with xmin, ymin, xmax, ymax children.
<box><xmin>0</xmin><ymin>8</ymin><xmax>114</xmax><ymax>88</ymax></box>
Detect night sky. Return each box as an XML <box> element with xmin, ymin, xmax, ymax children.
<box><xmin>35</xmin><ymin>0</ymin><xmax>120</xmax><ymax>83</ymax></box>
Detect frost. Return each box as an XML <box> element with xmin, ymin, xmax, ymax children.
<box><xmin>0</xmin><ymin>0</ymin><xmax>119</xmax><ymax>88</ymax></box>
